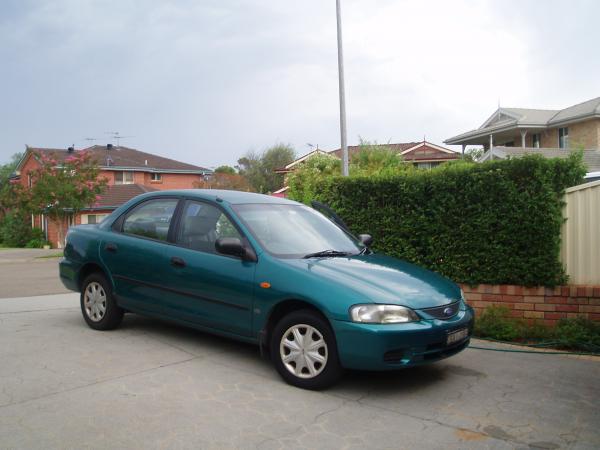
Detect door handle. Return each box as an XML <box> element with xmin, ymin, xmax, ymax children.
<box><xmin>105</xmin><ymin>242</ymin><xmax>118</xmax><ymax>253</ymax></box>
<box><xmin>170</xmin><ymin>256</ymin><xmax>186</xmax><ymax>268</ymax></box>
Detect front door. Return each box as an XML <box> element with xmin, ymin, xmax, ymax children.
<box><xmin>161</xmin><ymin>199</ymin><xmax>256</xmax><ymax>337</ymax></box>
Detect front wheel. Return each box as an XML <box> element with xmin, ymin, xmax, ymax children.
<box><xmin>80</xmin><ymin>273</ymin><xmax>124</xmax><ymax>330</ymax></box>
<box><xmin>271</xmin><ymin>309</ymin><xmax>343</xmax><ymax>390</ymax></box>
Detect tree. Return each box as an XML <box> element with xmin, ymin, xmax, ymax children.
<box><xmin>349</xmin><ymin>139</ymin><xmax>408</xmax><ymax>176</ymax></box>
<box><xmin>25</xmin><ymin>151</ymin><xmax>107</xmax><ymax>248</ymax></box>
<box><xmin>214</xmin><ymin>165</ymin><xmax>236</xmax><ymax>174</ymax></box>
<box><xmin>0</xmin><ymin>152</ymin><xmax>24</xmax><ymax>218</ymax></box>
<box><xmin>287</xmin><ymin>139</ymin><xmax>415</xmax><ymax>204</ymax></box>
<box><xmin>287</xmin><ymin>154</ymin><xmax>341</xmax><ymax>204</ymax></box>
<box><xmin>237</xmin><ymin>143</ymin><xmax>295</xmax><ymax>193</ymax></box>
<box><xmin>194</xmin><ymin>172</ymin><xmax>254</xmax><ymax>191</ymax></box>
<box><xmin>464</xmin><ymin>147</ymin><xmax>484</xmax><ymax>162</ymax></box>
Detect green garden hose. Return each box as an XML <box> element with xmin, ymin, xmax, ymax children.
<box><xmin>468</xmin><ymin>344</ymin><xmax>599</xmax><ymax>356</ymax></box>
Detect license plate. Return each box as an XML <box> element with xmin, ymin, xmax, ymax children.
<box><xmin>446</xmin><ymin>328</ymin><xmax>469</xmax><ymax>346</ymax></box>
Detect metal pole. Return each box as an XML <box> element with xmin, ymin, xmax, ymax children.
<box><xmin>336</xmin><ymin>0</ymin><xmax>349</xmax><ymax>176</ymax></box>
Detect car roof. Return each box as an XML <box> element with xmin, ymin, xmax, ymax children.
<box><xmin>141</xmin><ymin>189</ymin><xmax>302</xmax><ymax>205</ymax></box>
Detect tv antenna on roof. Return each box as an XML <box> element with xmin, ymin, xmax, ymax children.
<box><xmin>105</xmin><ymin>131</ymin><xmax>134</xmax><ymax>147</ymax></box>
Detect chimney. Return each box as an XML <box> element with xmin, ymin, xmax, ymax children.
<box><xmin>144</xmin><ymin>159</ymin><xmax>148</xmax><ymax>166</ymax></box>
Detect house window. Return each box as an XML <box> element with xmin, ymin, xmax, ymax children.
<box><xmin>28</xmin><ymin>173</ymin><xmax>33</xmax><ymax>188</ymax></box>
<box><xmin>115</xmin><ymin>171</ymin><xmax>134</xmax><ymax>184</ymax></box>
<box><xmin>532</xmin><ymin>133</ymin><xmax>541</xmax><ymax>148</ymax></box>
<box><xmin>83</xmin><ymin>214</ymin><xmax>108</xmax><ymax>225</ymax></box>
<box><xmin>151</xmin><ymin>173</ymin><xmax>162</xmax><ymax>182</ymax></box>
<box><xmin>558</xmin><ymin>127</ymin><xmax>569</xmax><ymax>149</ymax></box>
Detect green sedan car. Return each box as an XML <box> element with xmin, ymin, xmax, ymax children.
<box><xmin>60</xmin><ymin>190</ymin><xmax>474</xmax><ymax>389</ymax></box>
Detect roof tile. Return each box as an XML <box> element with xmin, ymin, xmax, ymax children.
<box><xmin>27</xmin><ymin>145</ymin><xmax>210</xmax><ymax>173</ymax></box>
<box><xmin>91</xmin><ymin>184</ymin><xmax>158</xmax><ymax>209</ymax></box>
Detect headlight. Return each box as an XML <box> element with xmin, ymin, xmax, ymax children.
<box><xmin>349</xmin><ymin>304</ymin><xmax>419</xmax><ymax>323</ymax></box>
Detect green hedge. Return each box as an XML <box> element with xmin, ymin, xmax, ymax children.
<box><xmin>306</xmin><ymin>154</ymin><xmax>585</xmax><ymax>286</ymax></box>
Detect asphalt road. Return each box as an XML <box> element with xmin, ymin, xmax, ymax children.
<box><xmin>1</xmin><ymin>293</ymin><xmax>599</xmax><ymax>449</ymax></box>
<box><xmin>0</xmin><ymin>248</ymin><xmax>69</xmax><ymax>298</ymax></box>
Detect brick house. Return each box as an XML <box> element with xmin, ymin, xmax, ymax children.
<box><xmin>444</xmin><ymin>96</ymin><xmax>600</xmax><ymax>179</ymax></box>
<box><xmin>328</xmin><ymin>141</ymin><xmax>460</xmax><ymax>169</ymax></box>
<box><xmin>13</xmin><ymin>144</ymin><xmax>212</xmax><ymax>247</ymax></box>
<box><xmin>272</xmin><ymin>141</ymin><xmax>459</xmax><ymax>197</ymax></box>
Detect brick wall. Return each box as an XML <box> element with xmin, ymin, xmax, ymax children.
<box><xmin>486</xmin><ymin>119</ymin><xmax>600</xmax><ymax>150</ymax></box>
<box><xmin>567</xmin><ymin>118</ymin><xmax>600</xmax><ymax>149</ymax></box>
<box><xmin>18</xmin><ymin>152</ymin><xmax>40</xmax><ymax>188</ymax></box>
<box><xmin>144</xmin><ymin>173</ymin><xmax>203</xmax><ymax>190</ymax></box>
<box><xmin>461</xmin><ymin>284</ymin><xmax>600</xmax><ymax>326</ymax></box>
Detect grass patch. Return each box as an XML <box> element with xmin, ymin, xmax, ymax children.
<box><xmin>35</xmin><ymin>252</ymin><xmax>64</xmax><ymax>259</ymax></box>
<box><xmin>474</xmin><ymin>305</ymin><xmax>600</xmax><ymax>353</ymax></box>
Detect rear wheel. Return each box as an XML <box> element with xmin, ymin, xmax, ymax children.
<box><xmin>271</xmin><ymin>309</ymin><xmax>342</xmax><ymax>390</ymax></box>
<box><xmin>80</xmin><ymin>273</ymin><xmax>123</xmax><ymax>330</ymax></box>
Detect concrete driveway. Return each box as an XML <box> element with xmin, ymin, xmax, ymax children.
<box><xmin>1</xmin><ymin>293</ymin><xmax>599</xmax><ymax>449</ymax></box>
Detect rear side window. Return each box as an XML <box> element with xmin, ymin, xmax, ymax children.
<box><xmin>176</xmin><ymin>200</ymin><xmax>241</xmax><ymax>254</ymax></box>
<box><xmin>122</xmin><ymin>199</ymin><xmax>179</xmax><ymax>241</ymax></box>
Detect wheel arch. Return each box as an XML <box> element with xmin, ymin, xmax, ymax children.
<box><xmin>260</xmin><ymin>299</ymin><xmax>332</xmax><ymax>356</ymax></box>
<box><xmin>78</xmin><ymin>262</ymin><xmax>111</xmax><ymax>292</ymax></box>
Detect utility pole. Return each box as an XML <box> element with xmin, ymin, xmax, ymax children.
<box><xmin>336</xmin><ymin>0</ymin><xmax>349</xmax><ymax>176</ymax></box>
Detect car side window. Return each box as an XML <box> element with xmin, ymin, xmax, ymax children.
<box><xmin>122</xmin><ymin>199</ymin><xmax>179</xmax><ymax>241</ymax></box>
<box><xmin>177</xmin><ymin>201</ymin><xmax>241</xmax><ymax>254</ymax></box>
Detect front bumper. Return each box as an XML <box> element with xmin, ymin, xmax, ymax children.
<box><xmin>332</xmin><ymin>306</ymin><xmax>474</xmax><ymax>371</ymax></box>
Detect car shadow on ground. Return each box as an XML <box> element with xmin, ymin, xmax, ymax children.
<box><xmin>94</xmin><ymin>313</ymin><xmax>454</xmax><ymax>393</ymax></box>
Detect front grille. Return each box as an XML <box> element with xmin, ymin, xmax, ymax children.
<box><xmin>421</xmin><ymin>301</ymin><xmax>460</xmax><ymax>320</ymax></box>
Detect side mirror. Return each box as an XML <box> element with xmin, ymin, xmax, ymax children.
<box><xmin>358</xmin><ymin>234</ymin><xmax>373</xmax><ymax>247</ymax></box>
<box><xmin>215</xmin><ymin>237</ymin><xmax>257</xmax><ymax>262</ymax></box>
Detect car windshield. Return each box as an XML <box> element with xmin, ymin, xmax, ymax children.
<box><xmin>232</xmin><ymin>203</ymin><xmax>363</xmax><ymax>258</ymax></box>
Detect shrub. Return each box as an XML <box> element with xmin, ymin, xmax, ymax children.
<box><xmin>474</xmin><ymin>306</ymin><xmax>525</xmax><ymax>341</ymax></box>
<box><xmin>303</xmin><ymin>153</ymin><xmax>585</xmax><ymax>286</ymax></box>
<box><xmin>24</xmin><ymin>228</ymin><xmax>46</xmax><ymax>248</ymax></box>
<box><xmin>474</xmin><ymin>306</ymin><xmax>600</xmax><ymax>352</ymax></box>
<box><xmin>0</xmin><ymin>212</ymin><xmax>35</xmax><ymax>247</ymax></box>
<box><xmin>25</xmin><ymin>237</ymin><xmax>50</xmax><ymax>248</ymax></box>
<box><xmin>554</xmin><ymin>317</ymin><xmax>600</xmax><ymax>351</ymax></box>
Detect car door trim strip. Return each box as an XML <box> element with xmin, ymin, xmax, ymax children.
<box><xmin>113</xmin><ymin>274</ymin><xmax>250</xmax><ymax>311</ymax></box>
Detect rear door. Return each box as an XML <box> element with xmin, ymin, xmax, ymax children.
<box><xmin>160</xmin><ymin>199</ymin><xmax>256</xmax><ymax>337</ymax></box>
<box><xmin>100</xmin><ymin>197</ymin><xmax>180</xmax><ymax>315</ymax></box>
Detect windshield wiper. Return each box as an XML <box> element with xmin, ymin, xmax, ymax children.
<box><xmin>303</xmin><ymin>249</ymin><xmax>352</xmax><ymax>259</ymax></box>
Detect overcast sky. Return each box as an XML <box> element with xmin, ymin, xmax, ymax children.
<box><xmin>1</xmin><ymin>0</ymin><xmax>599</xmax><ymax>168</ymax></box>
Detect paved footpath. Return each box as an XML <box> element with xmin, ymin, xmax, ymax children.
<box><xmin>0</xmin><ymin>293</ymin><xmax>599</xmax><ymax>449</ymax></box>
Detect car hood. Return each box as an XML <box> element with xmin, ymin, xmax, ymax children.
<box><xmin>282</xmin><ymin>253</ymin><xmax>461</xmax><ymax>309</ymax></box>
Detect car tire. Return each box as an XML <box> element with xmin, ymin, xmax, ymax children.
<box><xmin>80</xmin><ymin>273</ymin><xmax>124</xmax><ymax>331</ymax></box>
<box><xmin>271</xmin><ymin>309</ymin><xmax>343</xmax><ymax>390</ymax></box>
